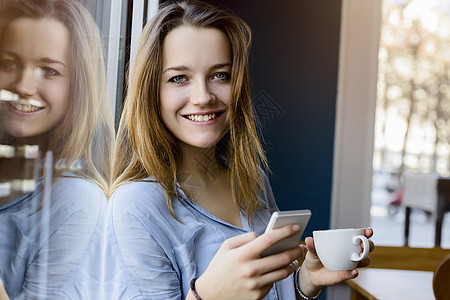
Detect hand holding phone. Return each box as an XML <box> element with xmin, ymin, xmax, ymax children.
<box><xmin>261</xmin><ymin>210</ymin><xmax>311</xmax><ymax>257</ymax></box>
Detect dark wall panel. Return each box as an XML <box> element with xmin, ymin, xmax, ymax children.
<box><xmin>212</xmin><ymin>0</ymin><xmax>342</xmax><ymax>236</ymax></box>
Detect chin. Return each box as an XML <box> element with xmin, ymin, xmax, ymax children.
<box><xmin>185</xmin><ymin>138</ymin><xmax>221</xmax><ymax>149</ymax></box>
<box><xmin>193</xmin><ymin>142</ymin><xmax>219</xmax><ymax>149</ymax></box>
<box><xmin>5</xmin><ymin>130</ymin><xmax>30</xmax><ymax>139</ymax></box>
<box><xmin>179</xmin><ymin>132</ymin><xmax>224</xmax><ymax>149</ymax></box>
<box><xmin>5</xmin><ymin>126</ymin><xmax>42</xmax><ymax>140</ymax></box>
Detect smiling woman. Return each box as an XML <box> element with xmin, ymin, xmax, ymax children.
<box><xmin>106</xmin><ymin>1</ymin><xmax>374</xmax><ymax>300</ymax></box>
<box><xmin>0</xmin><ymin>17</ymin><xmax>70</xmax><ymax>140</ymax></box>
<box><xmin>159</xmin><ymin>26</ymin><xmax>232</xmax><ymax>150</ymax></box>
<box><xmin>0</xmin><ymin>0</ymin><xmax>114</xmax><ymax>298</ymax></box>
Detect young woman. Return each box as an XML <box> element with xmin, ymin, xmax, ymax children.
<box><xmin>0</xmin><ymin>0</ymin><xmax>114</xmax><ymax>298</ymax></box>
<box><xmin>108</xmin><ymin>1</ymin><xmax>374</xmax><ymax>299</ymax></box>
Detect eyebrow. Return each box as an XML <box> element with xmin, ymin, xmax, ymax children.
<box><xmin>0</xmin><ymin>51</ymin><xmax>66</xmax><ymax>68</ymax></box>
<box><xmin>162</xmin><ymin>62</ymin><xmax>232</xmax><ymax>74</ymax></box>
<box><xmin>40</xmin><ymin>57</ymin><xmax>67</xmax><ymax>68</ymax></box>
<box><xmin>0</xmin><ymin>50</ymin><xmax>18</xmax><ymax>58</ymax></box>
<box><xmin>162</xmin><ymin>65</ymin><xmax>188</xmax><ymax>74</ymax></box>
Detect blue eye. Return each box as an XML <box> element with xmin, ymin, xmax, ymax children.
<box><xmin>213</xmin><ymin>72</ymin><xmax>231</xmax><ymax>81</ymax></box>
<box><xmin>168</xmin><ymin>75</ymin><xmax>186</xmax><ymax>84</ymax></box>
<box><xmin>0</xmin><ymin>58</ymin><xmax>19</xmax><ymax>72</ymax></box>
<box><xmin>41</xmin><ymin>67</ymin><xmax>60</xmax><ymax>78</ymax></box>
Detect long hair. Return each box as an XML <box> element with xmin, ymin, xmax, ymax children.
<box><xmin>0</xmin><ymin>0</ymin><xmax>114</xmax><ymax>193</ymax></box>
<box><xmin>112</xmin><ymin>0</ymin><xmax>267</xmax><ymax>220</ymax></box>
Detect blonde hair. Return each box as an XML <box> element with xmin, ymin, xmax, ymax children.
<box><xmin>0</xmin><ymin>0</ymin><xmax>114</xmax><ymax>193</ymax></box>
<box><xmin>113</xmin><ymin>0</ymin><xmax>267</xmax><ymax>220</ymax></box>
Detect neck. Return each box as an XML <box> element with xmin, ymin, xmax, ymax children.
<box><xmin>177</xmin><ymin>142</ymin><xmax>240</xmax><ymax>228</ymax></box>
<box><xmin>177</xmin><ymin>142</ymin><xmax>226</xmax><ymax>184</ymax></box>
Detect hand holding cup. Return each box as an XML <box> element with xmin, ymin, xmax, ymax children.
<box><xmin>297</xmin><ymin>227</ymin><xmax>374</xmax><ymax>297</ymax></box>
<box><xmin>313</xmin><ymin>228</ymin><xmax>370</xmax><ymax>271</ymax></box>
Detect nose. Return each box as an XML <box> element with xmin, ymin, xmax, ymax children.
<box><xmin>189</xmin><ymin>79</ymin><xmax>216</xmax><ymax>106</ymax></box>
<box><xmin>14</xmin><ymin>68</ymin><xmax>38</xmax><ymax>97</ymax></box>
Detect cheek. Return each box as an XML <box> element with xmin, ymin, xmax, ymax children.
<box><xmin>215</xmin><ymin>84</ymin><xmax>232</xmax><ymax>105</ymax></box>
<box><xmin>0</xmin><ymin>72</ymin><xmax>19</xmax><ymax>89</ymax></box>
<box><xmin>159</xmin><ymin>93</ymin><xmax>171</xmax><ymax>125</ymax></box>
<box><xmin>159</xmin><ymin>88</ymin><xmax>184</xmax><ymax>121</ymax></box>
<box><xmin>42</xmin><ymin>79</ymin><xmax>70</xmax><ymax>108</ymax></box>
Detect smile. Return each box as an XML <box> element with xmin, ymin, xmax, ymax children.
<box><xmin>7</xmin><ymin>100</ymin><xmax>44</xmax><ymax>112</ymax></box>
<box><xmin>184</xmin><ymin>112</ymin><xmax>221</xmax><ymax>122</ymax></box>
<box><xmin>1</xmin><ymin>90</ymin><xmax>44</xmax><ymax>113</ymax></box>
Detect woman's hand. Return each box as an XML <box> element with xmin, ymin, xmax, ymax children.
<box><xmin>188</xmin><ymin>225</ymin><xmax>307</xmax><ymax>300</ymax></box>
<box><xmin>298</xmin><ymin>227</ymin><xmax>375</xmax><ymax>297</ymax></box>
<box><xmin>0</xmin><ymin>278</ymin><xmax>9</xmax><ymax>300</ymax></box>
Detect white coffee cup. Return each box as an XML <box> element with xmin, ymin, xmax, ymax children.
<box><xmin>313</xmin><ymin>228</ymin><xmax>369</xmax><ymax>271</ymax></box>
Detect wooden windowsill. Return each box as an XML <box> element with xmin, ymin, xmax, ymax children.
<box><xmin>368</xmin><ymin>245</ymin><xmax>450</xmax><ymax>271</ymax></box>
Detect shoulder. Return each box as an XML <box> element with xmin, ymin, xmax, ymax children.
<box><xmin>110</xmin><ymin>179</ymin><xmax>166</xmax><ymax>210</ymax></box>
<box><xmin>108</xmin><ymin>179</ymin><xmax>173</xmax><ymax>228</ymax></box>
<box><xmin>108</xmin><ymin>179</ymin><xmax>203</xmax><ymax>244</ymax></box>
<box><xmin>53</xmin><ymin>176</ymin><xmax>106</xmax><ymax>200</ymax></box>
<box><xmin>52</xmin><ymin>176</ymin><xmax>105</xmax><ymax>206</ymax></box>
<box><xmin>259</xmin><ymin>168</ymin><xmax>271</xmax><ymax>188</ymax></box>
<box><xmin>112</xmin><ymin>179</ymin><xmax>165</xmax><ymax>198</ymax></box>
<box><xmin>48</xmin><ymin>177</ymin><xmax>106</xmax><ymax>222</ymax></box>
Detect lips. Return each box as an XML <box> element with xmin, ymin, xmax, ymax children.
<box><xmin>183</xmin><ymin>112</ymin><xmax>223</xmax><ymax>122</ymax></box>
<box><xmin>0</xmin><ymin>89</ymin><xmax>44</xmax><ymax>113</ymax></box>
<box><xmin>7</xmin><ymin>101</ymin><xmax>44</xmax><ymax>112</ymax></box>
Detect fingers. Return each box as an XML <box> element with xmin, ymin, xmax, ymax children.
<box><xmin>348</xmin><ymin>269</ymin><xmax>359</xmax><ymax>279</ymax></box>
<box><xmin>257</xmin><ymin>260</ymin><xmax>299</xmax><ymax>287</ymax></box>
<box><xmin>243</xmin><ymin>224</ymin><xmax>302</xmax><ymax>257</ymax></box>
<box><xmin>360</xmin><ymin>228</ymin><xmax>375</xmax><ymax>253</ymax></box>
<box><xmin>364</xmin><ymin>227</ymin><xmax>373</xmax><ymax>238</ymax></box>
<box><xmin>248</xmin><ymin>244</ymin><xmax>305</xmax><ymax>276</ymax></box>
<box><xmin>221</xmin><ymin>232</ymin><xmax>258</xmax><ymax>251</ymax></box>
<box><xmin>357</xmin><ymin>256</ymin><xmax>372</xmax><ymax>268</ymax></box>
<box><xmin>368</xmin><ymin>239</ymin><xmax>375</xmax><ymax>252</ymax></box>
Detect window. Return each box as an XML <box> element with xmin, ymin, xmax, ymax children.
<box><xmin>371</xmin><ymin>0</ymin><xmax>450</xmax><ymax>248</ymax></box>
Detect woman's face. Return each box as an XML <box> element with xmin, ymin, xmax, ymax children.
<box><xmin>159</xmin><ymin>26</ymin><xmax>232</xmax><ymax>149</ymax></box>
<box><xmin>0</xmin><ymin>17</ymin><xmax>70</xmax><ymax>138</ymax></box>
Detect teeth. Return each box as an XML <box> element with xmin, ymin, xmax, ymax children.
<box><xmin>187</xmin><ymin>113</ymin><xmax>217</xmax><ymax>122</ymax></box>
<box><xmin>27</xmin><ymin>99</ymin><xmax>44</xmax><ymax>107</ymax></box>
<box><xmin>8</xmin><ymin>102</ymin><xmax>42</xmax><ymax>112</ymax></box>
<box><xmin>1</xmin><ymin>89</ymin><xmax>44</xmax><ymax>110</ymax></box>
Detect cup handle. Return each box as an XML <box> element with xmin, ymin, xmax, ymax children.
<box><xmin>351</xmin><ymin>235</ymin><xmax>369</xmax><ymax>262</ymax></box>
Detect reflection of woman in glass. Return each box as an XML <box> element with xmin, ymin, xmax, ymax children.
<box><xmin>108</xmin><ymin>1</ymin><xmax>373</xmax><ymax>299</ymax></box>
<box><xmin>0</xmin><ymin>0</ymin><xmax>113</xmax><ymax>298</ymax></box>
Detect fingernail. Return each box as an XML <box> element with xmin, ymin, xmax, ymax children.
<box><xmin>292</xmin><ymin>225</ymin><xmax>300</xmax><ymax>232</ymax></box>
<box><xmin>351</xmin><ymin>269</ymin><xmax>358</xmax><ymax>277</ymax></box>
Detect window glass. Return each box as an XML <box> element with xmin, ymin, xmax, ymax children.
<box><xmin>371</xmin><ymin>0</ymin><xmax>450</xmax><ymax>248</ymax></box>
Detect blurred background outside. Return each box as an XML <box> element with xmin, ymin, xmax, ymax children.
<box><xmin>371</xmin><ymin>0</ymin><xmax>450</xmax><ymax>248</ymax></box>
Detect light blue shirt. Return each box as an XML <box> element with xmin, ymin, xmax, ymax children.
<box><xmin>0</xmin><ymin>177</ymin><xmax>106</xmax><ymax>299</ymax></box>
<box><xmin>106</xmin><ymin>174</ymin><xmax>297</xmax><ymax>299</ymax></box>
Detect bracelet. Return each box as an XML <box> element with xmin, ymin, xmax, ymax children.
<box><xmin>294</xmin><ymin>267</ymin><xmax>321</xmax><ymax>300</ymax></box>
<box><xmin>190</xmin><ymin>277</ymin><xmax>202</xmax><ymax>300</ymax></box>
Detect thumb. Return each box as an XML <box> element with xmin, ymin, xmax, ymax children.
<box><xmin>220</xmin><ymin>232</ymin><xmax>258</xmax><ymax>251</ymax></box>
<box><xmin>305</xmin><ymin>237</ymin><xmax>318</xmax><ymax>257</ymax></box>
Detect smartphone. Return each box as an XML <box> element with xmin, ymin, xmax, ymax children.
<box><xmin>261</xmin><ymin>210</ymin><xmax>311</xmax><ymax>257</ymax></box>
